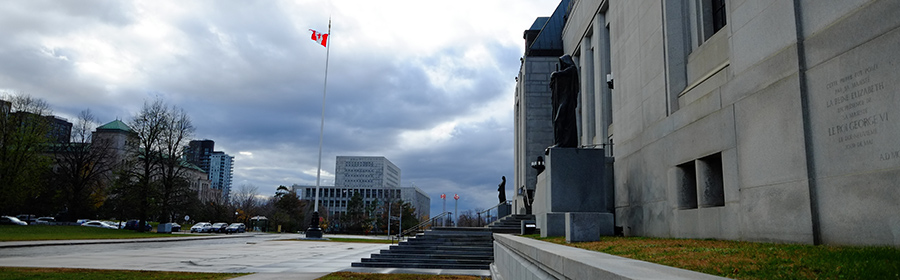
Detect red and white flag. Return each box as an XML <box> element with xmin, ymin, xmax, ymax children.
<box><xmin>309</xmin><ymin>29</ymin><xmax>328</xmax><ymax>47</ymax></box>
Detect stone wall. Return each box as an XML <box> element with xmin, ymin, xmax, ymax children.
<box><xmin>513</xmin><ymin>56</ymin><xmax>556</xmax><ymax>214</ymax></box>
<box><xmin>539</xmin><ymin>0</ymin><xmax>900</xmax><ymax>245</ymax></box>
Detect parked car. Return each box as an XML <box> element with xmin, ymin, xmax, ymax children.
<box><xmin>16</xmin><ymin>214</ymin><xmax>36</xmax><ymax>225</ymax></box>
<box><xmin>167</xmin><ymin>223</ymin><xmax>182</xmax><ymax>232</ymax></box>
<box><xmin>101</xmin><ymin>221</ymin><xmax>123</xmax><ymax>229</ymax></box>
<box><xmin>76</xmin><ymin>219</ymin><xmax>90</xmax><ymax>225</ymax></box>
<box><xmin>224</xmin><ymin>223</ymin><xmax>246</xmax><ymax>234</ymax></box>
<box><xmin>190</xmin><ymin>222</ymin><xmax>212</xmax><ymax>233</ymax></box>
<box><xmin>1</xmin><ymin>216</ymin><xmax>28</xmax><ymax>225</ymax></box>
<box><xmin>124</xmin><ymin>220</ymin><xmax>152</xmax><ymax>231</ymax></box>
<box><xmin>34</xmin><ymin>217</ymin><xmax>56</xmax><ymax>225</ymax></box>
<box><xmin>210</xmin><ymin>222</ymin><xmax>229</xmax><ymax>233</ymax></box>
<box><xmin>82</xmin><ymin>220</ymin><xmax>118</xmax><ymax>229</ymax></box>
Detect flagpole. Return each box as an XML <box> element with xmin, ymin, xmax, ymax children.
<box><xmin>308</xmin><ymin>18</ymin><xmax>331</xmax><ymax>239</ymax></box>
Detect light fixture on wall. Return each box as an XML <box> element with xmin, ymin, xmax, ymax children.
<box><xmin>606</xmin><ymin>73</ymin><xmax>614</xmax><ymax>89</ymax></box>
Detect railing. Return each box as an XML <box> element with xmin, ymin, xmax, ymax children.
<box><xmin>477</xmin><ymin>200</ymin><xmax>511</xmax><ymax>227</ymax></box>
<box><xmin>397</xmin><ymin>211</ymin><xmax>452</xmax><ymax>239</ymax></box>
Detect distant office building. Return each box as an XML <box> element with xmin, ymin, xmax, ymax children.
<box><xmin>209</xmin><ymin>151</ymin><xmax>234</xmax><ymax>199</ymax></box>
<box><xmin>293</xmin><ymin>184</ymin><xmax>430</xmax><ymax>220</ymax></box>
<box><xmin>46</xmin><ymin>116</ymin><xmax>72</xmax><ymax>143</ymax></box>
<box><xmin>1</xmin><ymin>98</ymin><xmax>72</xmax><ymax>144</ymax></box>
<box><xmin>294</xmin><ymin>156</ymin><xmax>429</xmax><ymax>219</ymax></box>
<box><xmin>401</xmin><ymin>185</ymin><xmax>431</xmax><ymax>220</ymax></box>
<box><xmin>0</xmin><ymin>99</ymin><xmax>10</xmax><ymax>117</ymax></box>
<box><xmin>334</xmin><ymin>156</ymin><xmax>401</xmax><ymax>189</ymax></box>
<box><xmin>185</xmin><ymin>140</ymin><xmax>215</xmax><ymax>173</ymax></box>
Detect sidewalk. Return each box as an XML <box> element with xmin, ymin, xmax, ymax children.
<box><xmin>0</xmin><ymin>233</ymin><xmax>248</xmax><ymax>248</ymax></box>
<box><xmin>0</xmin><ymin>233</ymin><xmax>390</xmax><ymax>280</ymax></box>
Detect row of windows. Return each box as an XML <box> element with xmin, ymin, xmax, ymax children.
<box><xmin>320</xmin><ymin>199</ymin><xmax>379</xmax><ymax>209</ymax></box>
<box><xmin>305</xmin><ymin>188</ymin><xmax>399</xmax><ymax>199</ymax></box>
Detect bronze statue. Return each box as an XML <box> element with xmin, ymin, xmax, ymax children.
<box><xmin>498</xmin><ymin>176</ymin><xmax>507</xmax><ymax>204</ymax></box>
<box><xmin>549</xmin><ymin>54</ymin><xmax>579</xmax><ymax>149</ymax></box>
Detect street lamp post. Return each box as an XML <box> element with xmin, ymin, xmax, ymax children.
<box><xmin>454</xmin><ymin>194</ymin><xmax>459</xmax><ymax>227</ymax></box>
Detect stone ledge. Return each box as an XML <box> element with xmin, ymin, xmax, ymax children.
<box><xmin>493</xmin><ymin>234</ymin><xmax>731</xmax><ymax>280</ymax></box>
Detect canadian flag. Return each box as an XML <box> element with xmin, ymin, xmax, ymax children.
<box><xmin>309</xmin><ymin>29</ymin><xmax>328</xmax><ymax>47</ymax></box>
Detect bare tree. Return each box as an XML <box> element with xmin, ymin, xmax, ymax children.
<box><xmin>157</xmin><ymin>106</ymin><xmax>195</xmax><ymax>223</ymax></box>
<box><xmin>125</xmin><ymin>99</ymin><xmax>168</xmax><ymax>231</ymax></box>
<box><xmin>0</xmin><ymin>93</ymin><xmax>53</xmax><ymax>214</ymax></box>
<box><xmin>50</xmin><ymin>109</ymin><xmax>117</xmax><ymax>221</ymax></box>
<box><xmin>232</xmin><ymin>184</ymin><xmax>262</xmax><ymax>219</ymax></box>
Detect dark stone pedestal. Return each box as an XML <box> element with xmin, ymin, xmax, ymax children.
<box><xmin>533</xmin><ymin>148</ymin><xmax>614</xmax><ymax>238</ymax></box>
<box><xmin>305</xmin><ymin>211</ymin><xmax>324</xmax><ymax>239</ymax></box>
<box><xmin>498</xmin><ymin>203</ymin><xmax>511</xmax><ymax>218</ymax></box>
<box><xmin>305</xmin><ymin>228</ymin><xmax>323</xmax><ymax>238</ymax></box>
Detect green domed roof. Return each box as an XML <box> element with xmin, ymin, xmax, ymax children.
<box><xmin>97</xmin><ymin>119</ymin><xmax>133</xmax><ymax>132</ymax></box>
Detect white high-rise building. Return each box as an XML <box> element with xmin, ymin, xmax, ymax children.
<box><xmin>334</xmin><ymin>156</ymin><xmax>401</xmax><ymax>189</ymax></box>
<box><xmin>209</xmin><ymin>151</ymin><xmax>234</xmax><ymax>199</ymax></box>
<box><xmin>294</xmin><ymin>156</ymin><xmax>430</xmax><ymax>221</ymax></box>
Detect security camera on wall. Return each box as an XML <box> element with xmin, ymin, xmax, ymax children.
<box><xmin>606</xmin><ymin>73</ymin><xmax>614</xmax><ymax>89</ymax></box>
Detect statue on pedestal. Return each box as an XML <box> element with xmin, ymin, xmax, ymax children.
<box><xmin>498</xmin><ymin>176</ymin><xmax>507</xmax><ymax>204</ymax></box>
<box><xmin>549</xmin><ymin>54</ymin><xmax>580</xmax><ymax>149</ymax></box>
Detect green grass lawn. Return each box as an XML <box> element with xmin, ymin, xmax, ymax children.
<box><xmin>529</xmin><ymin>235</ymin><xmax>900</xmax><ymax>280</ymax></box>
<box><xmin>0</xmin><ymin>267</ymin><xmax>247</xmax><ymax>280</ymax></box>
<box><xmin>0</xmin><ymin>225</ymin><xmax>186</xmax><ymax>241</ymax></box>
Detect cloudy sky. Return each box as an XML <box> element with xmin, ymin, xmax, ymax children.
<box><xmin>0</xmin><ymin>0</ymin><xmax>561</xmax><ymax>216</ymax></box>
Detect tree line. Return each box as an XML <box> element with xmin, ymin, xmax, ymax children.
<box><xmin>1</xmin><ymin>93</ymin><xmax>235</xmax><ymax>230</ymax></box>
<box><xmin>1</xmin><ymin>92</ymin><xmax>424</xmax><ymax>234</ymax></box>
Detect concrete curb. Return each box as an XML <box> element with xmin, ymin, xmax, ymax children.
<box><xmin>0</xmin><ymin>234</ymin><xmax>253</xmax><ymax>249</ymax></box>
<box><xmin>493</xmin><ymin>234</ymin><xmax>733</xmax><ymax>280</ymax></box>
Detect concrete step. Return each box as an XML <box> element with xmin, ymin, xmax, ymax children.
<box><xmin>368</xmin><ymin>253</ymin><xmax>493</xmax><ymax>261</ymax></box>
<box><xmin>382</xmin><ymin>247</ymin><xmax>493</xmax><ymax>253</ymax></box>
<box><xmin>361</xmin><ymin>257</ymin><xmax>491</xmax><ymax>265</ymax></box>
<box><xmin>352</xmin><ymin>228</ymin><xmax>494</xmax><ymax>271</ymax></box>
<box><xmin>351</xmin><ymin>261</ymin><xmax>490</xmax><ymax>270</ymax></box>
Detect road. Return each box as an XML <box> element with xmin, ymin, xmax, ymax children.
<box><xmin>0</xmin><ymin>233</ymin><xmax>390</xmax><ymax>279</ymax></box>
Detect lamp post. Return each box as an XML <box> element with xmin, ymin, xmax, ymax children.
<box><xmin>441</xmin><ymin>194</ymin><xmax>446</xmax><ymax>226</ymax></box>
<box><xmin>454</xmin><ymin>194</ymin><xmax>459</xmax><ymax>227</ymax></box>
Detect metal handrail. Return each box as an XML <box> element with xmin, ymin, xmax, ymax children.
<box><xmin>478</xmin><ymin>200</ymin><xmax>511</xmax><ymax>216</ymax></box>
<box><xmin>399</xmin><ymin>211</ymin><xmax>451</xmax><ymax>237</ymax></box>
<box><xmin>478</xmin><ymin>200</ymin><xmax>512</xmax><ymax>227</ymax></box>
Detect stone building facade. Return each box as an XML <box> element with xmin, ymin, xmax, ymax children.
<box><xmin>515</xmin><ymin>0</ymin><xmax>900</xmax><ymax>246</ymax></box>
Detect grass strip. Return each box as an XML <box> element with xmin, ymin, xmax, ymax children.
<box><xmin>319</xmin><ymin>272</ymin><xmax>485</xmax><ymax>280</ymax></box>
<box><xmin>0</xmin><ymin>267</ymin><xmax>247</xmax><ymax>280</ymax></box>
<box><xmin>0</xmin><ymin>225</ymin><xmax>185</xmax><ymax>241</ymax></box>
<box><xmin>319</xmin><ymin>238</ymin><xmax>395</xmax><ymax>244</ymax></box>
<box><xmin>529</xmin><ymin>235</ymin><xmax>900</xmax><ymax>280</ymax></box>
<box><xmin>280</xmin><ymin>237</ymin><xmax>395</xmax><ymax>244</ymax></box>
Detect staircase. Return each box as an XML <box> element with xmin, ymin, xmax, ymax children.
<box><xmin>351</xmin><ymin>227</ymin><xmax>493</xmax><ymax>270</ymax></box>
<box><xmin>485</xmin><ymin>214</ymin><xmax>536</xmax><ymax>234</ymax></box>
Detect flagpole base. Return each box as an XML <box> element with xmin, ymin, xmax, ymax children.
<box><xmin>305</xmin><ymin>211</ymin><xmax>324</xmax><ymax>238</ymax></box>
<box><xmin>305</xmin><ymin>227</ymin><xmax>323</xmax><ymax>238</ymax></box>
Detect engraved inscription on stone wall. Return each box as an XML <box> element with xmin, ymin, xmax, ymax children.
<box><xmin>822</xmin><ymin>63</ymin><xmax>888</xmax><ymax>151</ymax></box>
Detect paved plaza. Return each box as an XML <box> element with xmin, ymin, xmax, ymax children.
<box><xmin>0</xmin><ymin>233</ymin><xmax>391</xmax><ymax>280</ymax></box>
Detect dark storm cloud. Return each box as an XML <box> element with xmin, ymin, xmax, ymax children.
<box><xmin>0</xmin><ymin>0</ymin><xmax>561</xmax><ymax>215</ymax></box>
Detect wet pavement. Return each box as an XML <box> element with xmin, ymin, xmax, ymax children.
<box><xmin>0</xmin><ymin>233</ymin><xmax>392</xmax><ymax>280</ymax></box>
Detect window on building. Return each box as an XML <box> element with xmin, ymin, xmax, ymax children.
<box><xmin>694</xmin><ymin>0</ymin><xmax>727</xmax><ymax>43</ymax></box>
<box><xmin>711</xmin><ymin>0</ymin><xmax>726</xmax><ymax>33</ymax></box>
<box><xmin>698</xmin><ymin>153</ymin><xmax>724</xmax><ymax>207</ymax></box>
<box><xmin>676</xmin><ymin>152</ymin><xmax>726</xmax><ymax>210</ymax></box>
<box><xmin>676</xmin><ymin>161</ymin><xmax>698</xmax><ymax>209</ymax></box>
